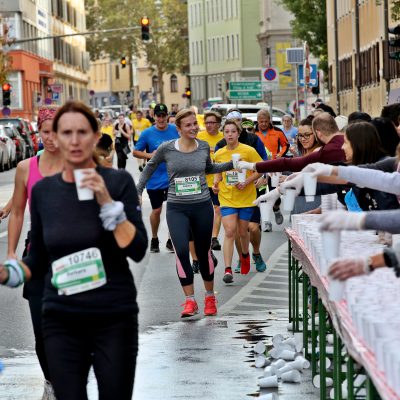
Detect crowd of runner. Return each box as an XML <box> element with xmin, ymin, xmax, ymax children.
<box><xmin>1</xmin><ymin>98</ymin><xmax>400</xmax><ymax>399</ymax></box>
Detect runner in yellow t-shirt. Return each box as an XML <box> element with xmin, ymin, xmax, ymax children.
<box><xmin>213</xmin><ymin>120</ymin><xmax>262</xmax><ymax>284</ymax></box>
<box><xmin>100</xmin><ymin>116</ymin><xmax>114</xmax><ymax>140</ymax></box>
<box><xmin>197</xmin><ymin>110</ymin><xmax>224</xmax><ymax>252</ymax></box>
<box><xmin>132</xmin><ymin>110</ymin><xmax>152</xmax><ymax>171</ymax></box>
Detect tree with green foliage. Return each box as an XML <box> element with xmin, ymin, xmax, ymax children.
<box><xmin>278</xmin><ymin>0</ymin><xmax>327</xmax><ymax>73</ymax></box>
<box><xmin>392</xmin><ymin>0</ymin><xmax>400</xmax><ymax>21</ymax></box>
<box><xmin>86</xmin><ymin>0</ymin><xmax>188</xmax><ymax>104</ymax></box>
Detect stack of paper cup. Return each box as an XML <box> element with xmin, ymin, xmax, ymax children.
<box><xmin>73</xmin><ymin>168</ymin><xmax>95</xmax><ymax>201</ymax></box>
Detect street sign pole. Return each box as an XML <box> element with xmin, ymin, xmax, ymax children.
<box><xmin>295</xmin><ymin>66</ymin><xmax>299</xmax><ymax>123</ymax></box>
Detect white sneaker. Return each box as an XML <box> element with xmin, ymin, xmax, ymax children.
<box><xmin>42</xmin><ymin>380</ymin><xmax>56</xmax><ymax>400</ymax></box>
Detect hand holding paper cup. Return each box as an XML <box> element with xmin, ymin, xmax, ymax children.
<box><xmin>270</xmin><ymin>172</ymin><xmax>281</xmax><ymax>188</ymax></box>
<box><xmin>73</xmin><ymin>168</ymin><xmax>95</xmax><ymax>201</ymax></box>
<box><xmin>231</xmin><ymin>153</ymin><xmax>241</xmax><ymax>170</ymax></box>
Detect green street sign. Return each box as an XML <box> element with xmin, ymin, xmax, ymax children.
<box><xmin>229</xmin><ymin>81</ymin><xmax>262</xmax><ymax>91</ymax></box>
<box><xmin>229</xmin><ymin>90</ymin><xmax>263</xmax><ymax>100</ymax></box>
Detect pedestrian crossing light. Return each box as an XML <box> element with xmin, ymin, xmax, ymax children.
<box><xmin>2</xmin><ymin>82</ymin><xmax>11</xmax><ymax>106</ymax></box>
<box><xmin>141</xmin><ymin>17</ymin><xmax>150</xmax><ymax>41</ymax></box>
<box><xmin>120</xmin><ymin>56</ymin><xmax>127</xmax><ymax>68</ymax></box>
<box><xmin>388</xmin><ymin>25</ymin><xmax>400</xmax><ymax>60</ymax></box>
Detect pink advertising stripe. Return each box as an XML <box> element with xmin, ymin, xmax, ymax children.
<box><xmin>208</xmin><ymin>250</ymin><xmax>215</xmax><ymax>275</ymax></box>
<box><xmin>175</xmin><ymin>254</ymin><xmax>187</xmax><ymax>278</ymax></box>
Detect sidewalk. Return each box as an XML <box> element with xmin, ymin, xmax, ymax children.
<box><xmin>0</xmin><ymin>245</ymin><xmax>320</xmax><ymax>400</ymax></box>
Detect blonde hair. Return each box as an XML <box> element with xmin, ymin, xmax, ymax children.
<box><xmin>175</xmin><ymin>108</ymin><xmax>196</xmax><ymax>128</ymax></box>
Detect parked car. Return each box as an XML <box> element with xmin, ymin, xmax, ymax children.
<box><xmin>0</xmin><ymin>125</ymin><xmax>17</xmax><ymax>169</ymax></box>
<box><xmin>4</xmin><ymin>124</ymin><xmax>27</xmax><ymax>163</ymax></box>
<box><xmin>0</xmin><ymin>118</ymin><xmax>34</xmax><ymax>158</ymax></box>
<box><xmin>25</xmin><ymin>119</ymin><xmax>39</xmax><ymax>154</ymax></box>
<box><xmin>0</xmin><ymin>132</ymin><xmax>8</xmax><ymax>172</ymax></box>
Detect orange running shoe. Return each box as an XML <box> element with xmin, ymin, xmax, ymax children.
<box><xmin>181</xmin><ymin>298</ymin><xmax>199</xmax><ymax>318</ymax></box>
<box><xmin>204</xmin><ymin>295</ymin><xmax>218</xmax><ymax>316</ymax></box>
<box><xmin>240</xmin><ymin>254</ymin><xmax>251</xmax><ymax>275</ymax></box>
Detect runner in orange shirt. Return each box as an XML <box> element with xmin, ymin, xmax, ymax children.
<box><xmin>255</xmin><ymin>109</ymin><xmax>289</xmax><ymax>159</ymax></box>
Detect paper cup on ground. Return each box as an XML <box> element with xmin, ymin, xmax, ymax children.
<box><xmin>254</xmin><ymin>341</ymin><xmax>266</xmax><ymax>354</ymax></box>
<box><xmin>259</xmin><ymin>394</ymin><xmax>279</xmax><ymax>400</ymax></box>
<box><xmin>282</xmin><ymin>337</ymin><xmax>296</xmax><ymax>347</ymax></box>
<box><xmin>272</xmin><ymin>359</ymin><xmax>286</xmax><ymax>369</ymax></box>
<box><xmin>281</xmin><ymin>369</ymin><xmax>301</xmax><ymax>383</ymax></box>
<box><xmin>278</xmin><ymin>349</ymin><xmax>296</xmax><ymax>361</ymax></box>
<box><xmin>255</xmin><ymin>355</ymin><xmax>268</xmax><ymax>368</ymax></box>
<box><xmin>264</xmin><ymin>365</ymin><xmax>273</xmax><ymax>377</ymax></box>
<box><xmin>271</xmin><ymin>173</ymin><xmax>281</xmax><ymax>187</ymax></box>
<box><xmin>259</xmin><ymin>393</ymin><xmax>279</xmax><ymax>400</ymax></box>
<box><xmin>272</xmin><ymin>334</ymin><xmax>284</xmax><ymax>346</ymax></box>
<box><xmin>294</xmin><ymin>332</ymin><xmax>303</xmax><ymax>352</ymax></box>
<box><xmin>295</xmin><ymin>355</ymin><xmax>310</xmax><ymax>369</ymax></box>
<box><xmin>259</xmin><ymin>375</ymin><xmax>279</xmax><ymax>388</ymax></box>
<box><xmin>282</xmin><ymin>189</ymin><xmax>296</xmax><ymax>212</ymax></box>
<box><xmin>313</xmin><ymin>375</ymin><xmax>333</xmax><ymax>388</ymax></box>
<box><xmin>321</xmin><ymin>231</ymin><xmax>340</xmax><ymax>261</ymax></box>
<box><xmin>303</xmin><ymin>172</ymin><xmax>317</xmax><ymax>202</ymax></box>
<box><xmin>73</xmin><ymin>168</ymin><xmax>95</xmax><ymax>201</ymax></box>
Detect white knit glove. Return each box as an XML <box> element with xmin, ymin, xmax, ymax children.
<box><xmin>253</xmin><ymin>188</ymin><xmax>280</xmax><ymax>206</ymax></box>
<box><xmin>328</xmin><ymin>257</ymin><xmax>370</xmax><ymax>280</ymax></box>
<box><xmin>319</xmin><ymin>210</ymin><xmax>366</xmax><ymax>231</ymax></box>
<box><xmin>99</xmin><ymin>201</ymin><xmax>127</xmax><ymax>231</ymax></box>
<box><xmin>302</xmin><ymin>162</ymin><xmax>333</xmax><ymax>177</ymax></box>
<box><xmin>237</xmin><ymin>161</ymin><xmax>255</xmax><ymax>171</ymax></box>
<box><xmin>2</xmin><ymin>259</ymin><xmax>26</xmax><ymax>288</ymax></box>
<box><xmin>279</xmin><ymin>173</ymin><xmax>304</xmax><ymax>195</ymax></box>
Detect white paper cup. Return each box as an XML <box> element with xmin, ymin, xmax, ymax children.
<box><xmin>272</xmin><ymin>334</ymin><xmax>284</xmax><ymax>346</ymax></box>
<box><xmin>271</xmin><ymin>172</ymin><xmax>281</xmax><ymax>188</ymax></box>
<box><xmin>278</xmin><ymin>349</ymin><xmax>296</xmax><ymax>361</ymax></box>
<box><xmin>254</xmin><ymin>341</ymin><xmax>266</xmax><ymax>354</ymax></box>
<box><xmin>321</xmin><ymin>231</ymin><xmax>340</xmax><ymax>261</ymax></box>
<box><xmin>295</xmin><ymin>355</ymin><xmax>310</xmax><ymax>369</ymax></box>
<box><xmin>313</xmin><ymin>375</ymin><xmax>333</xmax><ymax>388</ymax></box>
<box><xmin>281</xmin><ymin>369</ymin><xmax>301</xmax><ymax>383</ymax></box>
<box><xmin>293</xmin><ymin>332</ymin><xmax>303</xmax><ymax>352</ymax></box>
<box><xmin>271</xmin><ymin>359</ymin><xmax>286</xmax><ymax>369</ymax></box>
<box><xmin>303</xmin><ymin>172</ymin><xmax>317</xmax><ymax>196</ymax></box>
<box><xmin>237</xmin><ymin>170</ymin><xmax>247</xmax><ymax>183</ymax></box>
<box><xmin>73</xmin><ymin>168</ymin><xmax>95</xmax><ymax>201</ymax></box>
<box><xmin>282</xmin><ymin>189</ymin><xmax>296</xmax><ymax>212</ymax></box>
<box><xmin>264</xmin><ymin>365</ymin><xmax>273</xmax><ymax>377</ymax></box>
<box><xmin>260</xmin><ymin>202</ymin><xmax>273</xmax><ymax>230</ymax></box>
<box><xmin>255</xmin><ymin>355</ymin><xmax>269</xmax><ymax>368</ymax></box>
<box><xmin>258</xmin><ymin>375</ymin><xmax>279</xmax><ymax>388</ymax></box>
<box><xmin>259</xmin><ymin>393</ymin><xmax>279</xmax><ymax>400</ymax></box>
<box><xmin>231</xmin><ymin>153</ymin><xmax>241</xmax><ymax>165</ymax></box>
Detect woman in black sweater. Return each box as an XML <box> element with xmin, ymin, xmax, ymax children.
<box><xmin>0</xmin><ymin>101</ymin><xmax>148</xmax><ymax>400</ymax></box>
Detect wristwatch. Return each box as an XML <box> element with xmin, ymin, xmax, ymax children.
<box><xmin>383</xmin><ymin>249</ymin><xmax>400</xmax><ymax>277</ymax></box>
<box><xmin>364</xmin><ymin>256</ymin><xmax>374</xmax><ymax>274</ymax></box>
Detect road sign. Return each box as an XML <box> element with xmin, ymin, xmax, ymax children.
<box><xmin>298</xmin><ymin>64</ymin><xmax>318</xmax><ymax>87</ymax></box>
<box><xmin>228</xmin><ymin>81</ymin><xmax>262</xmax><ymax>100</ymax></box>
<box><xmin>229</xmin><ymin>90</ymin><xmax>262</xmax><ymax>101</ymax></box>
<box><xmin>229</xmin><ymin>81</ymin><xmax>261</xmax><ymax>91</ymax></box>
<box><xmin>261</xmin><ymin>68</ymin><xmax>279</xmax><ymax>91</ymax></box>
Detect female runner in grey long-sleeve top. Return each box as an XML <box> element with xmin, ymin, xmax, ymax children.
<box><xmin>137</xmin><ymin>108</ymin><xmax>233</xmax><ymax>318</ymax></box>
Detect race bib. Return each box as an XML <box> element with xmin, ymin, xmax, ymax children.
<box><xmin>175</xmin><ymin>176</ymin><xmax>201</xmax><ymax>196</ymax></box>
<box><xmin>51</xmin><ymin>247</ymin><xmax>107</xmax><ymax>296</ymax></box>
<box><xmin>226</xmin><ymin>171</ymin><xmax>239</xmax><ymax>185</ymax></box>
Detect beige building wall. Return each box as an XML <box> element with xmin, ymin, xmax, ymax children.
<box><xmin>326</xmin><ymin>0</ymin><xmax>396</xmax><ymax>117</ymax></box>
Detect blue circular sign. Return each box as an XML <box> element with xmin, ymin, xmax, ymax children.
<box><xmin>264</xmin><ymin>68</ymin><xmax>277</xmax><ymax>81</ymax></box>
<box><xmin>2</xmin><ymin>107</ymin><xmax>11</xmax><ymax>116</ymax></box>
<box><xmin>45</xmin><ymin>98</ymin><xmax>52</xmax><ymax>105</ymax></box>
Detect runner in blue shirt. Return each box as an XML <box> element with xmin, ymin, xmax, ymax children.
<box><xmin>133</xmin><ymin>103</ymin><xmax>179</xmax><ymax>253</ymax></box>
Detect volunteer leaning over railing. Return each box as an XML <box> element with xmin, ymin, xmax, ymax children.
<box><xmin>0</xmin><ymin>101</ymin><xmax>148</xmax><ymax>400</ymax></box>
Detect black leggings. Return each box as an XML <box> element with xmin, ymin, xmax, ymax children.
<box><xmin>167</xmin><ymin>200</ymin><xmax>215</xmax><ymax>286</ymax></box>
<box><xmin>116</xmin><ymin>148</ymin><xmax>127</xmax><ymax>169</ymax></box>
<box><xmin>42</xmin><ymin>311</ymin><xmax>138</xmax><ymax>400</ymax></box>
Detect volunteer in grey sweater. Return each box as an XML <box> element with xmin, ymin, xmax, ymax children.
<box><xmin>137</xmin><ymin>108</ymin><xmax>233</xmax><ymax>318</ymax></box>
<box><xmin>301</xmin><ymin>162</ymin><xmax>400</xmax><ymax>195</ymax></box>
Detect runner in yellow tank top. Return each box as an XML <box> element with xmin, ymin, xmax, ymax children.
<box><xmin>213</xmin><ymin>120</ymin><xmax>262</xmax><ymax>284</ymax></box>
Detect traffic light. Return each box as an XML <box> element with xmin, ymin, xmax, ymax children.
<box><xmin>311</xmin><ymin>71</ymin><xmax>320</xmax><ymax>95</ymax></box>
<box><xmin>388</xmin><ymin>25</ymin><xmax>400</xmax><ymax>60</ymax></box>
<box><xmin>185</xmin><ymin>87</ymin><xmax>191</xmax><ymax>99</ymax></box>
<box><xmin>120</xmin><ymin>56</ymin><xmax>127</xmax><ymax>68</ymax></box>
<box><xmin>2</xmin><ymin>82</ymin><xmax>11</xmax><ymax>106</ymax></box>
<box><xmin>141</xmin><ymin>17</ymin><xmax>150</xmax><ymax>41</ymax></box>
